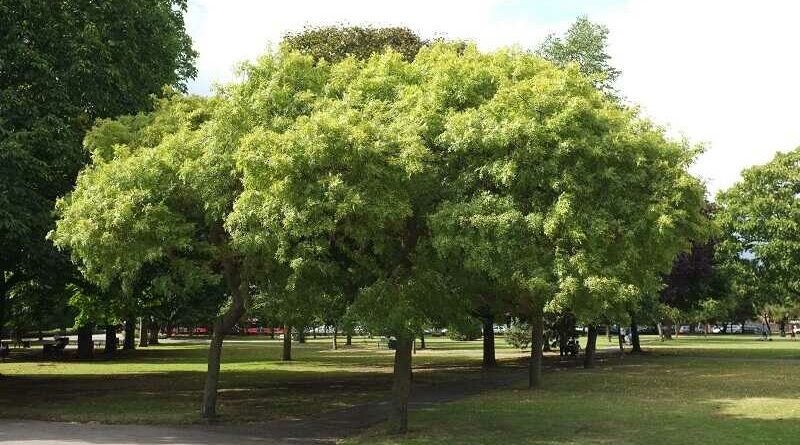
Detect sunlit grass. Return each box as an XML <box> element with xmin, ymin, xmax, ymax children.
<box><xmin>5</xmin><ymin>332</ymin><xmax>800</xmax><ymax>435</ymax></box>
<box><xmin>346</xmin><ymin>335</ymin><xmax>800</xmax><ymax>444</ymax></box>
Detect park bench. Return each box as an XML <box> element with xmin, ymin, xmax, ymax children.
<box><xmin>43</xmin><ymin>337</ymin><xmax>69</xmax><ymax>359</ymax></box>
<box><xmin>8</xmin><ymin>339</ymin><xmax>32</xmax><ymax>348</ymax></box>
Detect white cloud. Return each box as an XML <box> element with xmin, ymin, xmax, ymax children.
<box><xmin>185</xmin><ymin>0</ymin><xmax>800</xmax><ymax>196</ymax></box>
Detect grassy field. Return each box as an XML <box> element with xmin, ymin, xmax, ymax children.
<box><xmin>0</xmin><ymin>335</ymin><xmax>526</xmax><ymax>424</ymax></box>
<box><xmin>348</xmin><ymin>335</ymin><xmax>800</xmax><ymax>444</ymax></box>
<box><xmin>3</xmin><ymin>332</ymin><xmax>800</xmax><ymax>445</ymax></box>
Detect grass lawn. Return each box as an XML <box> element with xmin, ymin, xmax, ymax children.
<box><xmin>4</xmin><ymin>332</ymin><xmax>800</xmax><ymax>444</ymax></box>
<box><xmin>0</xmin><ymin>335</ymin><xmax>525</xmax><ymax>424</ymax></box>
<box><xmin>346</xmin><ymin>334</ymin><xmax>800</xmax><ymax>444</ymax></box>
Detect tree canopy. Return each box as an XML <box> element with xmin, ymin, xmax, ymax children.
<box><xmin>52</xmin><ymin>40</ymin><xmax>707</xmax><ymax>431</ymax></box>
<box><xmin>1</xmin><ymin>0</ymin><xmax>197</xmax><ymax>336</ymax></box>
<box><xmin>282</xmin><ymin>25</ymin><xmax>426</xmax><ymax>63</ymax></box>
<box><xmin>716</xmin><ymin>147</ymin><xmax>800</xmax><ymax>315</ymax></box>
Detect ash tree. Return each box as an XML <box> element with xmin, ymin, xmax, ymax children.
<box><xmin>51</xmin><ymin>94</ymin><xmax>249</xmax><ymax>419</ymax></box>
<box><xmin>429</xmin><ymin>47</ymin><xmax>706</xmax><ymax>379</ymax></box>
<box><xmin>225</xmin><ymin>46</ymin><xmax>471</xmax><ymax>433</ymax></box>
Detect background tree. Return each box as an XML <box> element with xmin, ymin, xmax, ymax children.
<box><xmin>1</xmin><ymin>0</ymin><xmax>196</xmax><ymax>340</ymax></box>
<box><xmin>716</xmin><ymin>147</ymin><xmax>800</xmax><ymax>334</ymax></box>
<box><xmin>537</xmin><ymin>15</ymin><xmax>620</xmax><ymax>95</ymax></box>
<box><xmin>283</xmin><ymin>25</ymin><xmax>425</xmax><ymax>63</ymax></box>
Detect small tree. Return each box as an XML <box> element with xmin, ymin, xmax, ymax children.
<box><xmin>52</xmin><ymin>95</ymin><xmax>252</xmax><ymax>419</ymax></box>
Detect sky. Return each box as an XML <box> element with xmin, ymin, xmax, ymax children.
<box><xmin>185</xmin><ymin>0</ymin><xmax>800</xmax><ymax>197</ymax></box>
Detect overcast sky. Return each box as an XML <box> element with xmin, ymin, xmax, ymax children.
<box><xmin>185</xmin><ymin>0</ymin><xmax>800</xmax><ymax>197</ymax></box>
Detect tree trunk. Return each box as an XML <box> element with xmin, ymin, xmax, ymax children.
<box><xmin>583</xmin><ymin>324</ymin><xmax>598</xmax><ymax>369</ymax></box>
<box><xmin>200</xmin><ymin>258</ymin><xmax>247</xmax><ymax>421</ymax></box>
<box><xmin>657</xmin><ymin>323</ymin><xmax>663</xmax><ymax>341</ymax></box>
<box><xmin>148</xmin><ymin>321</ymin><xmax>160</xmax><ymax>345</ymax></box>
<box><xmin>282</xmin><ymin>325</ymin><xmax>292</xmax><ymax>361</ymax></box>
<box><xmin>618</xmin><ymin>329</ymin><xmax>624</xmax><ymax>356</ymax></box>
<box><xmin>0</xmin><ymin>284</ymin><xmax>6</xmax><ymax>342</ymax></box>
<box><xmin>138</xmin><ymin>318</ymin><xmax>149</xmax><ymax>347</ymax></box>
<box><xmin>419</xmin><ymin>332</ymin><xmax>425</xmax><ymax>349</ymax></box>
<box><xmin>77</xmin><ymin>324</ymin><xmax>94</xmax><ymax>359</ymax></box>
<box><xmin>780</xmin><ymin>318</ymin><xmax>786</xmax><ymax>337</ymax></box>
<box><xmin>388</xmin><ymin>337</ymin><xmax>413</xmax><ymax>434</ymax></box>
<box><xmin>297</xmin><ymin>329</ymin><xmax>306</xmax><ymax>344</ymax></box>
<box><xmin>630</xmin><ymin>320</ymin><xmax>641</xmax><ymax>353</ymax></box>
<box><xmin>123</xmin><ymin>319</ymin><xmax>135</xmax><ymax>350</ymax></box>
<box><xmin>482</xmin><ymin>314</ymin><xmax>496</xmax><ymax>367</ymax></box>
<box><xmin>104</xmin><ymin>325</ymin><xmax>117</xmax><ymax>356</ymax></box>
<box><xmin>606</xmin><ymin>325</ymin><xmax>612</xmax><ymax>343</ymax></box>
<box><xmin>529</xmin><ymin>306</ymin><xmax>544</xmax><ymax>389</ymax></box>
<box><xmin>346</xmin><ymin>334</ymin><xmax>352</xmax><ymax>346</ymax></box>
<box><xmin>332</xmin><ymin>327</ymin><xmax>338</xmax><ymax>350</ymax></box>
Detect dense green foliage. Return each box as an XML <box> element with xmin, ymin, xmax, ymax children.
<box><xmin>716</xmin><ymin>147</ymin><xmax>800</xmax><ymax>320</ymax></box>
<box><xmin>282</xmin><ymin>25</ymin><xmax>425</xmax><ymax>63</ymax></box>
<box><xmin>505</xmin><ymin>322</ymin><xmax>532</xmax><ymax>350</ymax></box>
<box><xmin>0</xmin><ymin>0</ymin><xmax>197</xmax><ymax>336</ymax></box>
<box><xmin>538</xmin><ymin>16</ymin><xmax>620</xmax><ymax>95</ymax></box>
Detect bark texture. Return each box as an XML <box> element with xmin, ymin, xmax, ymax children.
<box><xmin>583</xmin><ymin>324</ymin><xmax>598</xmax><ymax>369</ymax></box>
<box><xmin>388</xmin><ymin>337</ymin><xmax>413</xmax><ymax>434</ymax></box>
<box><xmin>123</xmin><ymin>319</ymin><xmax>136</xmax><ymax>350</ymax></box>
<box><xmin>138</xmin><ymin>318</ymin><xmax>149</xmax><ymax>347</ymax></box>
<box><xmin>200</xmin><ymin>256</ymin><xmax>248</xmax><ymax>420</ymax></box>
<box><xmin>529</xmin><ymin>305</ymin><xmax>544</xmax><ymax>388</ymax></box>
<box><xmin>77</xmin><ymin>324</ymin><xmax>94</xmax><ymax>359</ymax></box>
<box><xmin>482</xmin><ymin>314</ymin><xmax>496</xmax><ymax>367</ymax></box>
<box><xmin>630</xmin><ymin>320</ymin><xmax>641</xmax><ymax>353</ymax></box>
<box><xmin>282</xmin><ymin>325</ymin><xmax>292</xmax><ymax>361</ymax></box>
<box><xmin>104</xmin><ymin>325</ymin><xmax>117</xmax><ymax>356</ymax></box>
<box><xmin>148</xmin><ymin>321</ymin><xmax>160</xmax><ymax>345</ymax></box>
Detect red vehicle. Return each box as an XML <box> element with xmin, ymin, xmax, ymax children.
<box><xmin>241</xmin><ymin>320</ymin><xmax>284</xmax><ymax>336</ymax></box>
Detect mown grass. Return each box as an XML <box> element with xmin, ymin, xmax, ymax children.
<box><xmin>346</xmin><ymin>335</ymin><xmax>800</xmax><ymax>444</ymax></box>
<box><xmin>4</xmin><ymin>331</ymin><xmax>800</xmax><ymax>440</ymax></box>
<box><xmin>0</xmin><ymin>335</ymin><xmax>525</xmax><ymax>424</ymax></box>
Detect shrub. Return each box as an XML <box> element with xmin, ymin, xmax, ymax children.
<box><xmin>447</xmin><ymin>319</ymin><xmax>483</xmax><ymax>341</ymax></box>
<box><xmin>505</xmin><ymin>321</ymin><xmax>531</xmax><ymax>349</ymax></box>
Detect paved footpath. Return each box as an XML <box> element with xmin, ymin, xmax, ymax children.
<box><xmin>0</xmin><ymin>365</ymin><xmax>529</xmax><ymax>445</ymax></box>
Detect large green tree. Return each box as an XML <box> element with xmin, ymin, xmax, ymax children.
<box><xmin>429</xmin><ymin>48</ymin><xmax>706</xmax><ymax>379</ymax></box>
<box><xmin>1</xmin><ymin>0</ymin><xmax>196</xmax><ymax>338</ymax></box>
<box><xmin>51</xmin><ymin>95</ymin><xmax>245</xmax><ymax>419</ymax></box>
<box><xmin>716</xmin><ymin>147</ymin><xmax>800</xmax><ymax>323</ymax></box>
